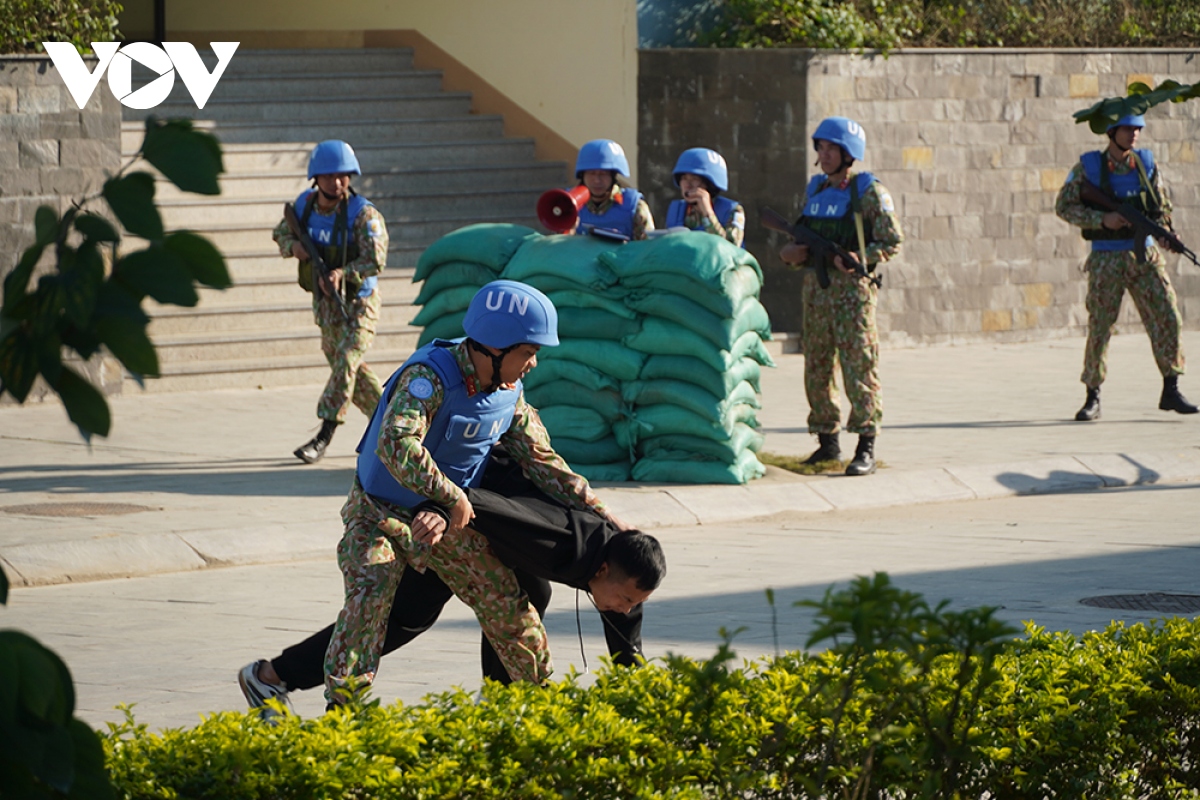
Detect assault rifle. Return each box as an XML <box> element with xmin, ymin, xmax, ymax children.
<box><xmin>1079</xmin><ymin>180</ymin><xmax>1200</xmax><ymax>268</ymax></box>
<box><xmin>760</xmin><ymin>206</ymin><xmax>882</xmax><ymax>288</ymax></box>
<box><xmin>283</xmin><ymin>202</ymin><xmax>351</xmax><ymax>322</ymax></box>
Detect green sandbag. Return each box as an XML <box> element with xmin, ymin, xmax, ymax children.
<box><xmin>415</xmin><ymin>223</ymin><xmax>539</xmax><ymax>281</ymax></box>
<box><xmin>413</xmin><ymin>261</ymin><xmax>499</xmax><ymax>306</ymax></box>
<box><xmin>598</xmin><ymin>229</ymin><xmax>763</xmax><ymax>286</ymax></box>
<box><xmin>631</xmin><ymin>448</ymin><xmax>765</xmax><ymax>485</ymax></box>
<box><xmin>410</xmin><ymin>284</ymin><xmax>479</xmax><ymax>327</ymax></box>
<box><xmin>558</xmin><ymin>308</ymin><xmax>641</xmax><ymax>341</ymax></box>
<box><xmin>625</xmin><ymin>319</ymin><xmax>775</xmax><ymax>373</ymax></box>
<box><xmin>620</xmin><ymin>266</ymin><xmax>762</xmax><ymax>316</ymax></box>
<box><xmin>626</xmin><ymin>292</ymin><xmax>771</xmax><ymax>350</ymax></box>
<box><xmin>540</xmin><ymin>339</ymin><xmax>646</xmax><ymax>382</ymax></box>
<box><xmin>615</xmin><ymin>404</ymin><xmax>734</xmax><ymax>448</ymax></box>
<box><xmin>536</xmin><ymin>404</ymin><xmax>612</xmax><ymax>443</ymax></box>
<box><xmin>501</xmin><ymin>234</ymin><xmax>620</xmax><ymax>291</ymax></box>
<box><xmin>572</xmin><ymin>461</ymin><xmax>632</xmax><ymax>483</ymax></box>
<box><xmin>547</xmin><ymin>290</ymin><xmax>637</xmax><ymax>319</ymax></box>
<box><xmin>417</xmin><ymin>311</ymin><xmax>467</xmax><ymax>347</ymax></box>
<box><xmin>522</xmin><ymin>359</ymin><xmax>619</xmax><ymax>393</ymax></box>
<box><xmin>638</xmin><ymin>423</ymin><xmax>766</xmax><ymax>464</ymax></box>
<box><xmin>639</xmin><ymin>354</ymin><xmax>762</xmax><ymax>397</ymax></box>
<box><xmin>525</xmin><ymin>380</ymin><xmax>624</xmax><ymax>420</ymax></box>
<box><xmin>551</xmin><ymin>435</ymin><xmax>628</xmax><ymax>465</ymax></box>
<box><xmin>624</xmin><ymin>379</ymin><xmax>760</xmax><ymax>420</ymax></box>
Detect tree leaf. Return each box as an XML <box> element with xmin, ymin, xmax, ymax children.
<box><xmin>0</xmin><ymin>630</ymin><xmax>78</xmax><ymax>793</ymax></box>
<box><xmin>164</xmin><ymin>231</ymin><xmax>232</xmax><ymax>288</ymax></box>
<box><xmin>0</xmin><ymin>328</ymin><xmax>39</xmax><ymax>402</ymax></box>
<box><xmin>34</xmin><ymin>205</ymin><xmax>60</xmax><ymax>246</ymax></box>
<box><xmin>95</xmin><ymin>314</ymin><xmax>159</xmax><ymax>377</ymax></box>
<box><xmin>65</xmin><ymin>719</ymin><xmax>116</xmax><ymax>800</ymax></box>
<box><xmin>0</xmin><ymin>564</ymin><xmax>8</xmax><ymax>604</ymax></box>
<box><xmin>51</xmin><ymin>364</ymin><xmax>111</xmax><ymax>440</ymax></box>
<box><xmin>60</xmin><ymin>244</ymin><xmax>106</xmax><ymax>330</ymax></box>
<box><xmin>113</xmin><ymin>248</ymin><xmax>199</xmax><ymax>307</ymax></box>
<box><xmin>2</xmin><ymin>240</ymin><xmax>46</xmax><ymax>319</ymax></box>
<box><xmin>74</xmin><ymin>213</ymin><xmax>120</xmax><ymax>244</ymax></box>
<box><xmin>102</xmin><ymin>172</ymin><xmax>163</xmax><ymax>241</ymax></box>
<box><xmin>142</xmin><ymin>118</ymin><xmax>224</xmax><ymax>196</ymax></box>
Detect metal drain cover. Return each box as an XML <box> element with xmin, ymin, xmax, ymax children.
<box><xmin>1</xmin><ymin>502</ymin><xmax>154</xmax><ymax>517</ymax></box>
<box><xmin>1080</xmin><ymin>593</ymin><xmax>1200</xmax><ymax>613</ymax></box>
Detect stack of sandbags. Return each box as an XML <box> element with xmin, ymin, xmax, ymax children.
<box><xmin>600</xmin><ymin>232</ymin><xmax>773</xmax><ymax>484</ymax></box>
<box><xmin>501</xmin><ymin>235</ymin><xmax>640</xmax><ymax>482</ymax></box>
<box><xmin>410</xmin><ymin>223</ymin><xmax>539</xmax><ymax>346</ymax></box>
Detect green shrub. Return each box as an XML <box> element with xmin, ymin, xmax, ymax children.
<box><xmin>0</xmin><ymin>0</ymin><xmax>122</xmax><ymax>55</ymax></box>
<box><xmin>101</xmin><ymin>574</ymin><xmax>1200</xmax><ymax>798</ymax></box>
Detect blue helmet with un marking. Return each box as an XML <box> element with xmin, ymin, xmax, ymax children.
<box><xmin>463</xmin><ymin>280</ymin><xmax>559</xmax><ymax>349</ymax></box>
<box><xmin>307</xmin><ymin>140</ymin><xmax>362</xmax><ymax>179</ymax></box>
<box><xmin>812</xmin><ymin>117</ymin><xmax>867</xmax><ymax>162</ymax></box>
<box><xmin>672</xmin><ymin>147</ymin><xmax>729</xmax><ymax>192</ymax></box>
<box><xmin>575</xmin><ymin>139</ymin><xmax>630</xmax><ymax>178</ymax></box>
<box><xmin>1107</xmin><ymin>114</ymin><xmax>1145</xmax><ymax>131</ymax></box>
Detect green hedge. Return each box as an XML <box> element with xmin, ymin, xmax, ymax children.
<box><xmin>689</xmin><ymin>0</ymin><xmax>1200</xmax><ymax>50</ymax></box>
<box><xmin>0</xmin><ymin>0</ymin><xmax>122</xmax><ymax>55</ymax></box>
<box><xmin>99</xmin><ymin>574</ymin><xmax>1200</xmax><ymax>799</ymax></box>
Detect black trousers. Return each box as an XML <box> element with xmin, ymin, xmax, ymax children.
<box><xmin>272</xmin><ymin>456</ymin><xmax>642</xmax><ymax>691</ymax></box>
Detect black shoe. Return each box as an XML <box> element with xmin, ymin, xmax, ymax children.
<box><xmin>1075</xmin><ymin>387</ymin><xmax>1101</xmax><ymax>421</ymax></box>
<box><xmin>1159</xmin><ymin>376</ymin><xmax>1199</xmax><ymax>415</ymax></box>
<box><xmin>294</xmin><ymin>420</ymin><xmax>338</xmax><ymax>463</ymax></box>
<box><xmin>845</xmin><ymin>435</ymin><xmax>876</xmax><ymax>476</ymax></box>
<box><xmin>803</xmin><ymin>432</ymin><xmax>841</xmax><ymax>465</ymax></box>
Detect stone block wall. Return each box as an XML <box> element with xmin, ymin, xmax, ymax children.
<box><xmin>1</xmin><ymin>54</ymin><xmax>124</xmax><ymax>403</ymax></box>
<box><xmin>640</xmin><ymin>48</ymin><xmax>1200</xmax><ymax>343</ymax></box>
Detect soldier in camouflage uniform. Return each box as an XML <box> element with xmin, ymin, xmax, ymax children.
<box><xmin>571</xmin><ymin>139</ymin><xmax>655</xmax><ymax>240</ymax></box>
<box><xmin>665</xmin><ymin>147</ymin><xmax>746</xmax><ymax>247</ymax></box>
<box><xmin>273</xmin><ymin>140</ymin><xmax>387</xmax><ymax>463</ymax></box>
<box><xmin>1055</xmin><ymin>114</ymin><xmax>1197</xmax><ymax>421</ymax></box>
<box><xmin>322</xmin><ymin>280</ymin><xmax>631</xmax><ymax>707</ymax></box>
<box><xmin>779</xmin><ymin>117</ymin><xmax>904</xmax><ymax>476</ymax></box>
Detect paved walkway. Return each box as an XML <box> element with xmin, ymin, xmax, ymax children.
<box><xmin>2</xmin><ymin>332</ymin><xmax>1199</xmax><ymax>587</ymax></box>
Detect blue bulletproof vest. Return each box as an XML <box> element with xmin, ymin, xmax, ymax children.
<box><xmin>356</xmin><ymin>339</ymin><xmax>521</xmax><ymax>510</ymax></box>
<box><xmin>1079</xmin><ymin>149</ymin><xmax>1157</xmax><ymax>253</ymax></box>
<box><xmin>294</xmin><ymin>188</ymin><xmax>378</xmax><ymax>298</ymax></box>
<box><xmin>802</xmin><ymin>172</ymin><xmax>877</xmax><ymax>220</ymax></box>
<box><xmin>575</xmin><ymin>187</ymin><xmax>642</xmax><ymax>239</ymax></box>
<box><xmin>665</xmin><ymin>196</ymin><xmax>744</xmax><ymax>248</ymax></box>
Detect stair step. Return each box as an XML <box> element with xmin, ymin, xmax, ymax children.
<box><xmin>215</xmin><ymin>48</ymin><xmax>417</xmax><ymax>75</ymax></box>
<box><xmin>194</xmin><ymin>70</ymin><xmax>446</xmax><ymax>100</ymax></box>
<box><xmin>152</xmin><ymin>326</ymin><xmax>419</xmax><ymax>364</ymax></box>
<box><xmin>131</xmin><ymin>348</ymin><xmax>414</xmax><ymax>393</ymax></box>
<box><xmin>124</xmin><ymin>92</ymin><xmax>473</xmax><ymax>123</ymax></box>
<box><xmin>160</xmin><ymin>271</ymin><xmax>418</xmax><ymax>308</ymax></box>
<box><xmin>147</xmin><ymin>299</ymin><xmax>421</xmax><ymax>336</ymax></box>
<box><xmin>121</xmin><ymin>115</ymin><xmax>506</xmax><ymax>147</ymax></box>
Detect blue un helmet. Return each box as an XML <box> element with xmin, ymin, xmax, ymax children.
<box><xmin>575</xmin><ymin>139</ymin><xmax>630</xmax><ymax>179</ymax></box>
<box><xmin>672</xmin><ymin>147</ymin><xmax>729</xmax><ymax>192</ymax></box>
<box><xmin>307</xmin><ymin>140</ymin><xmax>362</xmax><ymax>179</ymax></box>
<box><xmin>812</xmin><ymin>117</ymin><xmax>867</xmax><ymax>162</ymax></box>
<box><xmin>463</xmin><ymin>280</ymin><xmax>559</xmax><ymax>349</ymax></box>
<box><xmin>1107</xmin><ymin>114</ymin><xmax>1146</xmax><ymax>132</ymax></box>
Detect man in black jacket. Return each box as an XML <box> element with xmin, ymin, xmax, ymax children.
<box><xmin>238</xmin><ymin>459</ymin><xmax>665</xmax><ymax>716</ymax></box>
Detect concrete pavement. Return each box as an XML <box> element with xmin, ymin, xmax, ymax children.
<box><xmin>2</xmin><ymin>332</ymin><xmax>1200</xmax><ymax>587</ymax></box>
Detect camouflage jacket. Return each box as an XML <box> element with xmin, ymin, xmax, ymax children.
<box><xmin>1055</xmin><ymin>149</ymin><xmax>1173</xmax><ymax>234</ymax></box>
<box><xmin>272</xmin><ymin>197</ymin><xmax>389</xmax><ymax>283</ymax></box>
<box><xmin>584</xmin><ymin>186</ymin><xmax>656</xmax><ymax>241</ymax></box>
<box><xmin>801</xmin><ymin>171</ymin><xmax>905</xmax><ymax>267</ymax></box>
<box><xmin>682</xmin><ymin>202</ymin><xmax>746</xmax><ymax>247</ymax></box>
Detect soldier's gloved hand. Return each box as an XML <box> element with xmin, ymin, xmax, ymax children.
<box><xmin>290</xmin><ymin>242</ymin><xmax>307</xmax><ymax>260</ymax></box>
<box><xmin>448</xmin><ymin>492</ymin><xmax>475</xmax><ymax>533</ymax></box>
<box><xmin>411</xmin><ymin>509</ymin><xmax>447</xmax><ymax>547</ymax></box>
<box><xmin>780</xmin><ymin>243</ymin><xmax>809</xmax><ymax>266</ymax></box>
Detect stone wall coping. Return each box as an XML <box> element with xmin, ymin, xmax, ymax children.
<box><xmin>640</xmin><ymin>46</ymin><xmax>1200</xmax><ymax>56</ymax></box>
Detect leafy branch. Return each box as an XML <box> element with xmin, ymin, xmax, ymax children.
<box><xmin>1075</xmin><ymin>79</ymin><xmax>1200</xmax><ymax>134</ymax></box>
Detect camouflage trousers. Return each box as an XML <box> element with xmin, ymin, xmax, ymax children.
<box><xmin>1081</xmin><ymin>249</ymin><xmax>1184</xmax><ymax>388</ymax></box>
<box><xmin>315</xmin><ymin>288</ymin><xmax>383</xmax><ymax>424</ymax></box>
<box><xmin>324</xmin><ymin>486</ymin><xmax>552</xmax><ymax>705</ymax></box>
<box><xmin>801</xmin><ymin>267</ymin><xmax>882</xmax><ymax>435</ymax></box>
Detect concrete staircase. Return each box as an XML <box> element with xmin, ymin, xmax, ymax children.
<box><xmin>122</xmin><ymin>48</ymin><xmax>567</xmax><ymax>392</ymax></box>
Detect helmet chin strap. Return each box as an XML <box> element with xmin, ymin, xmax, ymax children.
<box><xmin>467</xmin><ymin>339</ymin><xmax>517</xmax><ymax>392</ymax></box>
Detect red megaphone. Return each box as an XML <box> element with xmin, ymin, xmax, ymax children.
<box><xmin>536</xmin><ymin>185</ymin><xmax>591</xmax><ymax>233</ymax></box>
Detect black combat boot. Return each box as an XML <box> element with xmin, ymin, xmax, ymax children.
<box><xmin>803</xmin><ymin>432</ymin><xmax>841</xmax><ymax>465</ymax></box>
<box><xmin>844</xmin><ymin>434</ymin><xmax>876</xmax><ymax>476</ymax></box>
<box><xmin>1159</xmin><ymin>375</ymin><xmax>1199</xmax><ymax>414</ymax></box>
<box><xmin>1074</xmin><ymin>387</ymin><xmax>1101</xmax><ymax>421</ymax></box>
<box><xmin>294</xmin><ymin>419</ymin><xmax>338</xmax><ymax>464</ymax></box>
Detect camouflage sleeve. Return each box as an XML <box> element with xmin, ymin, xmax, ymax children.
<box><xmin>343</xmin><ymin>205</ymin><xmax>388</xmax><ymax>280</ymax></box>
<box><xmin>696</xmin><ymin>202</ymin><xmax>746</xmax><ymax>247</ymax></box>
<box><xmin>1152</xmin><ymin>164</ymin><xmax>1174</xmax><ymax>229</ymax></box>
<box><xmin>375</xmin><ymin>364</ymin><xmax>465</xmax><ymax>510</ymax></box>
<box><xmin>862</xmin><ymin>181</ymin><xmax>904</xmax><ymax>267</ymax></box>
<box><xmin>631</xmin><ymin>198</ymin><xmax>656</xmax><ymax>241</ymax></box>
<box><xmin>272</xmin><ymin>217</ymin><xmax>297</xmax><ymax>257</ymax></box>
<box><xmin>499</xmin><ymin>393</ymin><xmax>608</xmax><ymax>515</ymax></box>
<box><xmin>1055</xmin><ymin>162</ymin><xmax>1106</xmax><ymax>230</ymax></box>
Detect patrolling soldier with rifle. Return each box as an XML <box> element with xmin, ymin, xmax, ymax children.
<box><xmin>273</xmin><ymin>140</ymin><xmax>389</xmax><ymax>463</ymax></box>
<box><xmin>1055</xmin><ymin>114</ymin><xmax>1198</xmax><ymax>422</ymax></box>
<box><xmin>776</xmin><ymin>117</ymin><xmax>904</xmax><ymax>476</ymax></box>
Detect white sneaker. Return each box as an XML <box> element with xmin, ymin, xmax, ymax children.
<box><xmin>237</xmin><ymin>660</ymin><xmax>293</xmax><ymax>721</ymax></box>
